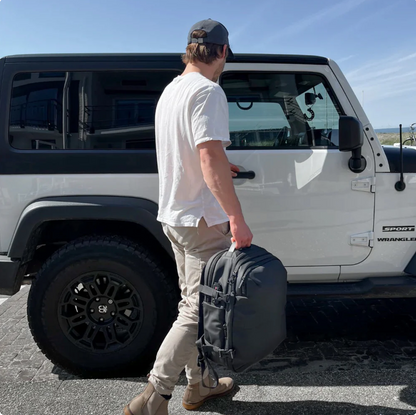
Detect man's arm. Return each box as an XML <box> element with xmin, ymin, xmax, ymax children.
<box><xmin>198</xmin><ymin>140</ymin><xmax>253</xmax><ymax>249</ymax></box>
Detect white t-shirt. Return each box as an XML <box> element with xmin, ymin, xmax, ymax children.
<box><xmin>155</xmin><ymin>72</ymin><xmax>231</xmax><ymax>227</ymax></box>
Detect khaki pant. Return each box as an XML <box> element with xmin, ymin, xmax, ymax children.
<box><xmin>148</xmin><ymin>218</ymin><xmax>231</xmax><ymax>395</ymax></box>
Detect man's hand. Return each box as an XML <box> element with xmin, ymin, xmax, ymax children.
<box><xmin>230</xmin><ymin>162</ymin><xmax>239</xmax><ymax>178</ymax></box>
<box><xmin>230</xmin><ymin>214</ymin><xmax>253</xmax><ymax>249</ymax></box>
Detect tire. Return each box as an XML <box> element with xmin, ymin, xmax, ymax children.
<box><xmin>27</xmin><ymin>235</ymin><xmax>178</xmax><ymax>377</ymax></box>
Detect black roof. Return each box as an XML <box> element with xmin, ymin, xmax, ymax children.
<box><xmin>2</xmin><ymin>53</ymin><xmax>329</xmax><ymax>65</ymax></box>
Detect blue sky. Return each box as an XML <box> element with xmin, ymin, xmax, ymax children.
<box><xmin>0</xmin><ymin>0</ymin><xmax>415</xmax><ymax>129</ymax></box>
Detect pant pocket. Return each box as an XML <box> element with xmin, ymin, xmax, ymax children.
<box><xmin>220</xmin><ymin>221</ymin><xmax>231</xmax><ymax>236</ymax></box>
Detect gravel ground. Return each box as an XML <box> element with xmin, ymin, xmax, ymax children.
<box><xmin>1</xmin><ymin>286</ymin><xmax>416</xmax><ymax>415</ymax></box>
<box><xmin>1</xmin><ymin>372</ymin><xmax>416</xmax><ymax>415</ymax></box>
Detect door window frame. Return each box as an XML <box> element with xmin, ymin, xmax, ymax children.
<box><xmin>220</xmin><ymin>66</ymin><xmax>347</xmax><ymax>151</ymax></box>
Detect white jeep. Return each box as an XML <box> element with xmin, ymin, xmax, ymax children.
<box><xmin>0</xmin><ymin>53</ymin><xmax>414</xmax><ymax>376</ymax></box>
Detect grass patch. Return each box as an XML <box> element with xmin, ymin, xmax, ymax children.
<box><xmin>377</xmin><ymin>133</ymin><xmax>400</xmax><ymax>146</ymax></box>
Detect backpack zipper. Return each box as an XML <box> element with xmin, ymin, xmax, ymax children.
<box><xmin>226</xmin><ymin>255</ymin><xmax>276</xmax><ymax>361</ymax></box>
<box><xmin>235</xmin><ymin>254</ymin><xmax>271</xmax><ymax>288</ymax></box>
<box><xmin>229</xmin><ymin>251</ymin><xmax>269</xmax><ymax>284</ymax></box>
<box><xmin>236</xmin><ymin>257</ymin><xmax>277</xmax><ymax>296</ymax></box>
<box><xmin>202</xmin><ymin>248</ymin><xmax>227</xmax><ymax>298</ymax></box>
<box><xmin>224</xmin><ymin>252</ymin><xmax>272</xmax><ymax>362</ymax></box>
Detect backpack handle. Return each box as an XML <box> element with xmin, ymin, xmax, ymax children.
<box><xmin>224</xmin><ymin>242</ymin><xmax>237</xmax><ymax>258</ymax></box>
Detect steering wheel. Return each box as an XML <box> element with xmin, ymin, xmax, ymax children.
<box><xmin>236</xmin><ymin>101</ymin><xmax>253</xmax><ymax>111</ymax></box>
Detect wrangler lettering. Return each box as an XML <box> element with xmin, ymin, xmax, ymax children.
<box><xmin>377</xmin><ymin>237</ymin><xmax>416</xmax><ymax>242</ymax></box>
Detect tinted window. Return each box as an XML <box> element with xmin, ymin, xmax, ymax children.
<box><xmin>221</xmin><ymin>72</ymin><xmax>342</xmax><ymax>149</ymax></box>
<box><xmin>9</xmin><ymin>71</ymin><xmax>178</xmax><ymax>150</ymax></box>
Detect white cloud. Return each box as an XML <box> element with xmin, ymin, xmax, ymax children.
<box><xmin>339</xmin><ymin>1</ymin><xmax>399</xmax><ymax>38</ymax></box>
<box><xmin>348</xmin><ymin>66</ymin><xmax>403</xmax><ymax>84</ymax></box>
<box><xmin>345</xmin><ymin>54</ymin><xmax>400</xmax><ymax>80</ymax></box>
<box><xmin>230</xmin><ymin>0</ymin><xmax>275</xmax><ymax>44</ymax></box>
<box><xmin>397</xmin><ymin>52</ymin><xmax>416</xmax><ymax>63</ymax></box>
<box><xmin>353</xmin><ymin>70</ymin><xmax>416</xmax><ymax>92</ymax></box>
<box><xmin>267</xmin><ymin>0</ymin><xmax>371</xmax><ymax>42</ymax></box>
<box><xmin>343</xmin><ymin>47</ymin><xmax>416</xmax><ymax>127</ymax></box>
<box><xmin>346</xmin><ymin>50</ymin><xmax>416</xmax><ymax>122</ymax></box>
<box><xmin>336</xmin><ymin>55</ymin><xmax>355</xmax><ymax>64</ymax></box>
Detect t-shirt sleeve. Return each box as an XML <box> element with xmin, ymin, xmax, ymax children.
<box><xmin>191</xmin><ymin>87</ymin><xmax>231</xmax><ymax>148</ymax></box>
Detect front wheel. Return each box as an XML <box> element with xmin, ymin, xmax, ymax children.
<box><xmin>27</xmin><ymin>236</ymin><xmax>178</xmax><ymax>377</ymax></box>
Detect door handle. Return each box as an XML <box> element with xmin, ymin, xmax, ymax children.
<box><xmin>233</xmin><ymin>171</ymin><xmax>256</xmax><ymax>180</ymax></box>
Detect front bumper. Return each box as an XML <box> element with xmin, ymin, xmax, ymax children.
<box><xmin>0</xmin><ymin>256</ymin><xmax>21</xmax><ymax>295</ymax></box>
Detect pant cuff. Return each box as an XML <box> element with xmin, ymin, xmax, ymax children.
<box><xmin>148</xmin><ymin>374</ymin><xmax>174</xmax><ymax>396</ymax></box>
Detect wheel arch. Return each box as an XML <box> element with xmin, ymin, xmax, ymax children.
<box><xmin>8</xmin><ymin>196</ymin><xmax>174</xmax><ymax>262</ymax></box>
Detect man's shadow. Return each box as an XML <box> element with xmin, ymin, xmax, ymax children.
<box><xmin>199</xmin><ymin>385</ymin><xmax>416</xmax><ymax>415</ymax></box>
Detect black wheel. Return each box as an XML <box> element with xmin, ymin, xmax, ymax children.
<box><xmin>27</xmin><ymin>235</ymin><xmax>178</xmax><ymax>377</ymax></box>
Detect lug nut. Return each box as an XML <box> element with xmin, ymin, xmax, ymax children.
<box><xmin>90</xmin><ymin>309</ymin><xmax>94</xmax><ymax>313</ymax></box>
<box><xmin>99</xmin><ymin>318</ymin><xmax>104</xmax><ymax>322</ymax></box>
<box><xmin>108</xmin><ymin>299</ymin><xmax>113</xmax><ymax>305</ymax></box>
<box><xmin>95</xmin><ymin>298</ymin><xmax>100</xmax><ymax>302</ymax></box>
<box><xmin>111</xmin><ymin>312</ymin><xmax>115</xmax><ymax>316</ymax></box>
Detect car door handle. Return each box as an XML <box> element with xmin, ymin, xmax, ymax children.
<box><xmin>233</xmin><ymin>171</ymin><xmax>256</xmax><ymax>180</ymax></box>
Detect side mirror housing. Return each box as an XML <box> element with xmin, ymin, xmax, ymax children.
<box><xmin>338</xmin><ymin>116</ymin><xmax>366</xmax><ymax>173</ymax></box>
<box><xmin>339</xmin><ymin>116</ymin><xmax>364</xmax><ymax>151</ymax></box>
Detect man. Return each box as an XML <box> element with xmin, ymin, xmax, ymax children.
<box><xmin>124</xmin><ymin>19</ymin><xmax>253</xmax><ymax>415</ymax></box>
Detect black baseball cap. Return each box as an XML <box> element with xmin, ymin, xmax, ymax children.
<box><xmin>187</xmin><ymin>19</ymin><xmax>234</xmax><ymax>59</ymax></box>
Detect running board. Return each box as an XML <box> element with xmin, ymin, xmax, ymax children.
<box><xmin>287</xmin><ymin>276</ymin><xmax>416</xmax><ymax>299</ymax></box>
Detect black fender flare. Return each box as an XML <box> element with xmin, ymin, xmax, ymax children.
<box><xmin>8</xmin><ymin>196</ymin><xmax>173</xmax><ymax>259</ymax></box>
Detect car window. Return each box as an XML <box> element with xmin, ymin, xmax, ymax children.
<box><xmin>229</xmin><ymin>102</ymin><xmax>290</xmax><ymax>148</ymax></box>
<box><xmin>221</xmin><ymin>72</ymin><xmax>343</xmax><ymax>149</ymax></box>
<box><xmin>296</xmin><ymin>82</ymin><xmax>340</xmax><ymax>146</ymax></box>
<box><xmin>9</xmin><ymin>71</ymin><xmax>178</xmax><ymax>150</ymax></box>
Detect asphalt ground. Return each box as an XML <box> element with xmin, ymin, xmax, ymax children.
<box><xmin>1</xmin><ymin>286</ymin><xmax>416</xmax><ymax>414</ymax></box>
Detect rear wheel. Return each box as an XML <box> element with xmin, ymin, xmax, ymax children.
<box><xmin>27</xmin><ymin>235</ymin><xmax>177</xmax><ymax>377</ymax></box>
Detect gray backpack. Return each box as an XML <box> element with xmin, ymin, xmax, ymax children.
<box><xmin>196</xmin><ymin>243</ymin><xmax>287</xmax><ymax>383</ymax></box>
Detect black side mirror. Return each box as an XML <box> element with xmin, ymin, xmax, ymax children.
<box><xmin>339</xmin><ymin>116</ymin><xmax>363</xmax><ymax>151</ymax></box>
<box><xmin>339</xmin><ymin>116</ymin><xmax>366</xmax><ymax>173</ymax></box>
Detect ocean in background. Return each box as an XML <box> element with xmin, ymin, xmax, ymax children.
<box><xmin>375</xmin><ymin>127</ymin><xmax>412</xmax><ymax>134</ymax></box>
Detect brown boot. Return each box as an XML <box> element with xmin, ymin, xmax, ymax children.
<box><xmin>182</xmin><ymin>376</ymin><xmax>234</xmax><ymax>410</ymax></box>
<box><xmin>124</xmin><ymin>382</ymin><xmax>169</xmax><ymax>415</ymax></box>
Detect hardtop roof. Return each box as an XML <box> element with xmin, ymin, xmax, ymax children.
<box><xmin>2</xmin><ymin>53</ymin><xmax>329</xmax><ymax>65</ymax></box>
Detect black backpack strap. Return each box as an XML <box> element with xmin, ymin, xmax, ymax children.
<box><xmin>197</xmin><ymin>282</ymin><xmax>218</xmax><ymax>388</ymax></box>
<box><xmin>199</xmin><ymin>285</ymin><xmax>221</xmax><ymax>298</ymax></box>
<box><xmin>197</xmin><ymin>266</ymin><xmax>218</xmax><ymax>389</ymax></box>
<box><xmin>196</xmin><ymin>335</ymin><xmax>219</xmax><ymax>389</ymax></box>
<box><xmin>199</xmin><ymin>284</ymin><xmax>229</xmax><ymax>304</ymax></box>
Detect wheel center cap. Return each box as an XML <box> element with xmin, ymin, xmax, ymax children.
<box><xmin>88</xmin><ymin>297</ymin><xmax>116</xmax><ymax>322</ymax></box>
<box><xmin>98</xmin><ymin>305</ymin><xmax>108</xmax><ymax>314</ymax></box>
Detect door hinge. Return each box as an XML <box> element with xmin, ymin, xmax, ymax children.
<box><xmin>351</xmin><ymin>177</ymin><xmax>376</xmax><ymax>193</ymax></box>
<box><xmin>350</xmin><ymin>231</ymin><xmax>374</xmax><ymax>248</ymax></box>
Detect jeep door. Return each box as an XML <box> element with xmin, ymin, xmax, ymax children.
<box><xmin>221</xmin><ymin>63</ymin><xmax>375</xmax><ymax>282</ymax></box>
